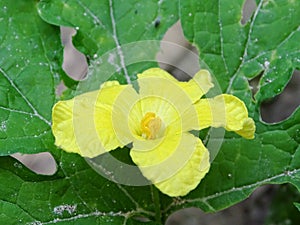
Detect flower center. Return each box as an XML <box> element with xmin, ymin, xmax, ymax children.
<box><xmin>140</xmin><ymin>112</ymin><xmax>163</xmax><ymax>139</ymax></box>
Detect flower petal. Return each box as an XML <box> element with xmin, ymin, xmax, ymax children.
<box><xmin>137</xmin><ymin>68</ymin><xmax>193</xmax><ymax>114</ymax></box>
<box><xmin>138</xmin><ymin>67</ymin><xmax>178</xmax><ymax>82</ymax></box>
<box><xmin>138</xmin><ymin>96</ymin><xmax>181</xmax><ymax>131</ymax></box>
<box><xmin>52</xmin><ymin>81</ymin><xmax>138</xmax><ymax>158</ymax></box>
<box><xmin>138</xmin><ymin>68</ymin><xmax>213</xmax><ymax>102</ymax></box>
<box><xmin>52</xmin><ymin>90</ymin><xmax>105</xmax><ymax>157</ymax></box>
<box><xmin>155</xmin><ymin>138</ymin><xmax>210</xmax><ymax>197</ymax></box>
<box><xmin>192</xmin><ymin>94</ymin><xmax>255</xmax><ymax>138</ymax></box>
<box><xmin>130</xmin><ymin>132</ymin><xmax>210</xmax><ymax>197</ymax></box>
<box><xmin>235</xmin><ymin>118</ymin><xmax>256</xmax><ymax>139</ymax></box>
<box><xmin>98</xmin><ymin>81</ymin><xmax>139</xmax><ymax>148</ymax></box>
<box><xmin>137</xmin><ymin>68</ymin><xmax>214</xmax><ymax>132</ymax></box>
<box><xmin>177</xmin><ymin>69</ymin><xmax>214</xmax><ymax>103</ymax></box>
<box><xmin>137</xmin><ymin>68</ymin><xmax>201</xmax><ymax>131</ymax></box>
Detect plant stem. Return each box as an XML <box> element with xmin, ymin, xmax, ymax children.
<box><xmin>151</xmin><ymin>185</ymin><xmax>162</xmax><ymax>223</ymax></box>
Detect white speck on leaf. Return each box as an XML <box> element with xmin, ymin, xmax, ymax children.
<box><xmin>264</xmin><ymin>61</ymin><xmax>270</xmax><ymax>68</ymax></box>
<box><xmin>265</xmin><ymin>78</ymin><xmax>272</xmax><ymax>83</ymax></box>
<box><xmin>53</xmin><ymin>204</ymin><xmax>77</xmax><ymax>215</ymax></box>
<box><xmin>0</xmin><ymin>121</ymin><xmax>6</xmax><ymax>131</ymax></box>
<box><xmin>14</xmin><ymin>162</ymin><xmax>23</xmax><ymax>169</ymax></box>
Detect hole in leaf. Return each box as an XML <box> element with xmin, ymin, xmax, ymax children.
<box><xmin>61</xmin><ymin>27</ymin><xmax>88</xmax><ymax>80</ymax></box>
<box><xmin>157</xmin><ymin>21</ymin><xmax>200</xmax><ymax>81</ymax></box>
<box><xmin>12</xmin><ymin>152</ymin><xmax>57</xmax><ymax>175</ymax></box>
<box><xmin>261</xmin><ymin>70</ymin><xmax>300</xmax><ymax>123</ymax></box>
<box><xmin>249</xmin><ymin>72</ymin><xmax>263</xmax><ymax>97</ymax></box>
<box><xmin>241</xmin><ymin>0</ymin><xmax>257</xmax><ymax>25</ymax></box>
<box><xmin>55</xmin><ymin>80</ymin><xmax>67</xmax><ymax>97</ymax></box>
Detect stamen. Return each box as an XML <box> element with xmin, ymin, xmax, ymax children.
<box><xmin>141</xmin><ymin>112</ymin><xmax>162</xmax><ymax>139</ymax></box>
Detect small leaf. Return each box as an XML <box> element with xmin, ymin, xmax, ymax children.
<box><xmin>295</xmin><ymin>202</ymin><xmax>300</xmax><ymax>212</ymax></box>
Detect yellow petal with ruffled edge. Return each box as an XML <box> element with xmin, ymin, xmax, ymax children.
<box><xmin>235</xmin><ymin>118</ymin><xmax>256</xmax><ymax>139</ymax></box>
<box><xmin>138</xmin><ymin>67</ymin><xmax>178</xmax><ymax>82</ymax></box>
<box><xmin>155</xmin><ymin>138</ymin><xmax>210</xmax><ymax>197</ymax></box>
<box><xmin>137</xmin><ymin>68</ymin><xmax>194</xmax><ymax>116</ymax></box>
<box><xmin>177</xmin><ymin>70</ymin><xmax>214</xmax><ymax>103</ymax></box>
<box><xmin>97</xmin><ymin>81</ymin><xmax>139</xmax><ymax>149</ymax></box>
<box><xmin>52</xmin><ymin>90</ymin><xmax>106</xmax><ymax>157</ymax></box>
<box><xmin>193</xmin><ymin>94</ymin><xmax>255</xmax><ymax>139</ymax></box>
<box><xmin>52</xmin><ymin>81</ymin><xmax>138</xmax><ymax>158</ymax></box>
<box><xmin>130</xmin><ymin>132</ymin><xmax>210</xmax><ymax>197</ymax></box>
<box><xmin>138</xmin><ymin>68</ymin><xmax>214</xmax><ymax>104</ymax></box>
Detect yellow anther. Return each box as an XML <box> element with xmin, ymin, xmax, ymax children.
<box><xmin>141</xmin><ymin>112</ymin><xmax>162</xmax><ymax>139</ymax></box>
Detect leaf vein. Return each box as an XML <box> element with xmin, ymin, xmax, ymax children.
<box><xmin>30</xmin><ymin>210</ymin><xmax>129</xmax><ymax>225</ymax></box>
<box><xmin>77</xmin><ymin>0</ymin><xmax>106</xmax><ymax>29</ymax></box>
<box><xmin>0</xmin><ymin>67</ymin><xmax>51</xmax><ymax>126</ymax></box>
<box><xmin>178</xmin><ymin>168</ymin><xmax>300</xmax><ymax>208</ymax></box>
<box><xmin>277</xmin><ymin>25</ymin><xmax>300</xmax><ymax>49</ymax></box>
<box><xmin>218</xmin><ymin>0</ymin><xmax>229</xmax><ymax>74</ymax></box>
<box><xmin>226</xmin><ymin>0</ymin><xmax>264</xmax><ymax>93</ymax></box>
<box><xmin>109</xmin><ymin>0</ymin><xmax>131</xmax><ymax>84</ymax></box>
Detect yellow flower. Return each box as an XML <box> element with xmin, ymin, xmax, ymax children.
<box><xmin>52</xmin><ymin>68</ymin><xmax>255</xmax><ymax>197</ymax></box>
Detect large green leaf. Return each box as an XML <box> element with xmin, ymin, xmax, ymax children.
<box><xmin>170</xmin><ymin>0</ymin><xmax>300</xmax><ymax>216</ymax></box>
<box><xmin>181</xmin><ymin>0</ymin><xmax>300</xmax><ymax>104</ymax></box>
<box><xmin>0</xmin><ymin>150</ymin><xmax>161</xmax><ymax>225</ymax></box>
<box><xmin>38</xmin><ymin>0</ymin><xmax>179</xmax><ymax>95</ymax></box>
<box><xmin>0</xmin><ymin>0</ymin><xmax>64</xmax><ymax>155</ymax></box>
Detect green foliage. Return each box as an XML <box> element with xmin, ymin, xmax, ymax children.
<box><xmin>0</xmin><ymin>0</ymin><xmax>300</xmax><ymax>224</ymax></box>
<box><xmin>0</xmin><ymin>0</ymin><xmax>63</xmax><ymax>155</ymax></box>
<box><xmin>0</xmin><ymin>151</ymin><xmax>162</xmax><ymax>224</ymax></box>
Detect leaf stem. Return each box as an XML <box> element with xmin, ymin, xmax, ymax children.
<box><xmin>151</xmin><ymin>185</ymin><xmax>162</xmax><ymax>223</ymax></box>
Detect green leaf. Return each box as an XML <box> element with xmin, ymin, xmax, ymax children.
<box><xmin>38</xmin><ymin>0</ymin><xmax>179</xmax><ymax>96</ymax></box>
<box><xmin>181</xmin><ymin>0</ymin><xmax>300</xmax><ymax>104</ymax></box>
<box><xmin>170</xmin><ymin>0</ymin><xmax>300</xmax><ymax>216</ymax></box>
<box><xmin>0</xmin><ymin>0</ymin><xmax>65</xmax><ymax>155</ymax></box>
<box><xmin>0</xmin><ymin>151</ymin><xmax>162</xmax><ymax>225</ymax></box>
<box><xmin>295</xmin><ymin>202</ymin><xmax>300</xmax><ymax>212</ymax></box>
